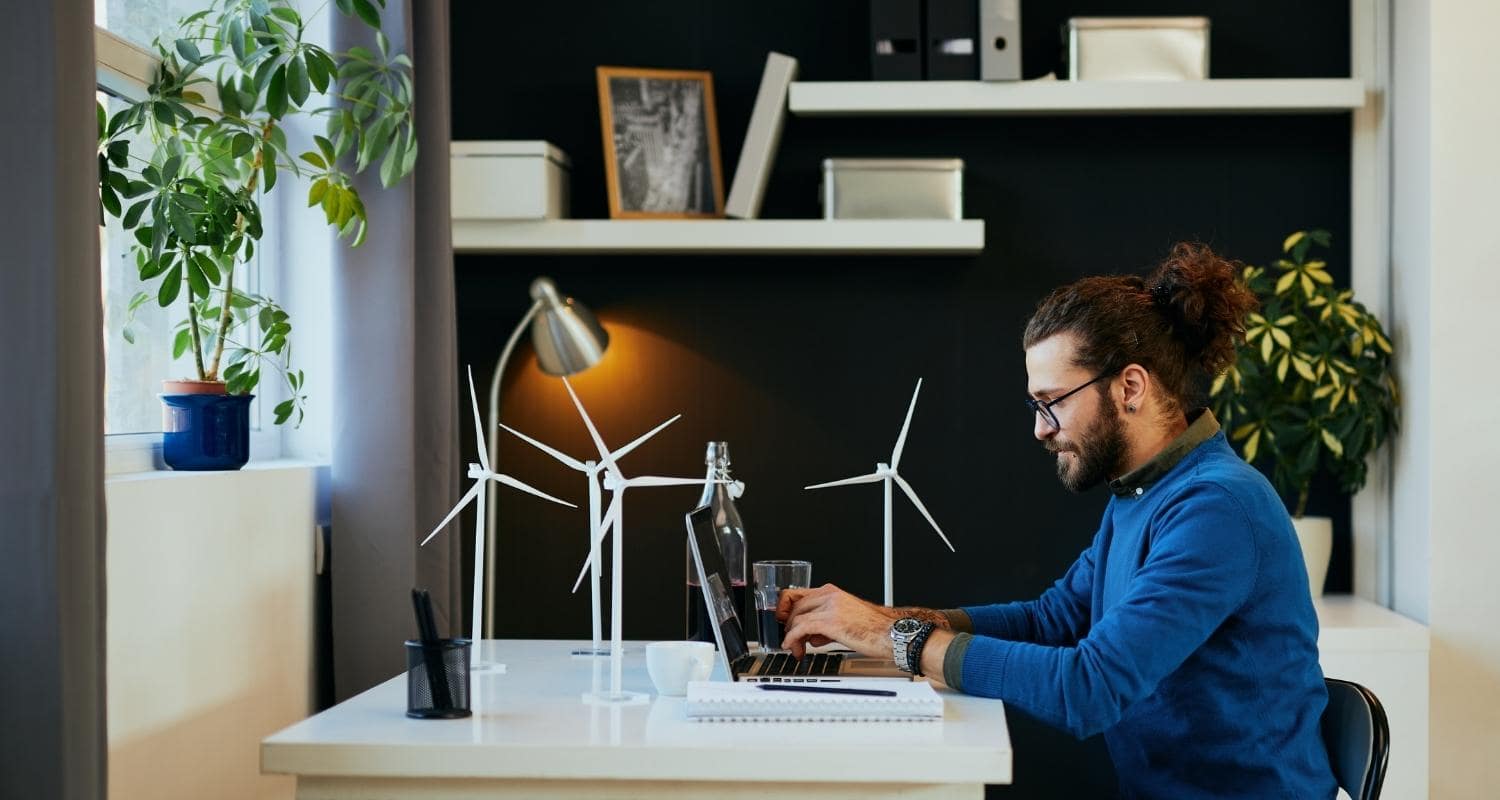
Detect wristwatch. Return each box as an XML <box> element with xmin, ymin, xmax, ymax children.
<box><xmin>890</xmin><ymin>617</ymin><xmax>933</xmax><ymax>673</ymax></box>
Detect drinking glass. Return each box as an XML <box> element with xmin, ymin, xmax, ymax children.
<box><xmin>752</xmin><ymin>560</ymin><xmax>812</xmax><ymax>652</ymax></box>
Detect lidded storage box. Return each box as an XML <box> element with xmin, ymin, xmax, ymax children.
<box><xmin>450</xmin><ymin>140</ymin><xmax>571</xmax><ymax>220</ymax></box>
<box><xmin>820</xmin><ymin>158</ymin><xmax>964</xmax><ymax>220</ymax></box>
<box><xmin>1066</xmin><ymin>17</ymin><xmax>1210</xmax><ymax>81</ymax></box>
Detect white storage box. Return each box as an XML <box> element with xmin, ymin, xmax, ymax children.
<box><xmin>820</xmin><ymin>158</ymin><xmax>964</xmax><ymax>220</ymax></box>
<box><xmin>450</xmin><ymin>141</ymin><xmax>571</xmax><ymax>220</ymax></box>
<box><xmin>1066</xmin><ymin>17</ymin><xmax>1210</xmax><ymax>81</ymax></box>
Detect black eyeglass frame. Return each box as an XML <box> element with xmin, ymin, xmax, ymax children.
<box><xmin>1025</xmin><ymin>371</ymin><xmax>1116</xmax><ymax>432</ymax></box>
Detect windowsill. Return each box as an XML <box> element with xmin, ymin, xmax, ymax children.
<box><xmin>105</xmin><ymin>428</ymin><xmax>285</xmax><ymax>476</ymax></box>
<box><xmin>106</xmin><ymin>457</ymin><xmax>327</xmax><ymax>484</ymax></box>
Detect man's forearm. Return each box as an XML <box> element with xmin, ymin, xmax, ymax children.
<box><xmin>891</xmin><ymin>606</ymin><xmax>973</xmax><ymax>633</ymax></box>
<box><xmin>891</xmin><ymin>606</ymin><xmax>949</xmax><ymax>628</ymax></box>
<box><xmin>919</xmin><ymin>628</ymin><xmax>957</xmax><ymax>682</ymax></box>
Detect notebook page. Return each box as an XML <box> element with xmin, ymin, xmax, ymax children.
<box><xmin>685</xmin><ymin>680</ymin><xmax>944</xmax><ymax>722</ymax></box>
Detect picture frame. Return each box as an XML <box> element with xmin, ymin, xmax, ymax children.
<box><xmin>596</xmin><ymin>66</ymin><xmax>725</xmax><ymax>219</ymax></box>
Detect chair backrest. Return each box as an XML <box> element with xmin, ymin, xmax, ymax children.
<box><xmin>1321</xmin><ymin>678</ymin><xmax>1390</xmax><ymax>800</ymax></box>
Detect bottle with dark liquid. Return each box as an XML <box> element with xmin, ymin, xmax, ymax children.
<box><xmin>687</xmin><ymin>441</ymin><xmax>749</xmax><ymax>643</ymax></box>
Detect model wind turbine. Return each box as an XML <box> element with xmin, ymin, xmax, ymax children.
<box><xmin>805</xmin><ymin>378</ymin><xmax>955</xmax><ymax>606</ymax></box>
<box><xmin>560</xmin><ymin>377</ymin><xmax>728</xmax><ymax>703</ymax></box>
<box><xmin>498</xmin><ymin>412</ymin><xmax>682</xmax><ymax>657</ymax></box>
<box><xmin>421</xmin><ymin>366</ymin><xmax>576</xmax><ymax>670</ymax></box>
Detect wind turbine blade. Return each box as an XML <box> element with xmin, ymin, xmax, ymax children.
<box><xmin>604</xmin><ymin>490</ymin><xmax>623</xmax><ymax>539</ymax></box>
<box><xmin>804</xmin><ymin>473</ymin><xmax>885</xmax><ymax>490</ymax></box>
<box><xmin>562</xmin><ymin>377</ymin><xmax>617</xmax><ymax>475</ymax></box>
<box><xmin>572</xmin><ymin>492</ymin><xmax>622</xmax><ymax>593</ymax></box>
<box><xmin>610</xmin><ymin>414</ymin><xmax>682</xmax><ymax>463</ymax></box>
<box><xmin>467</xmin><ymin>366</ymin><xmax>491</xmax><ymax>473</ymax></box>
<box><xmin>624</xmin><ymin>475</ymin><xmax>723</xmax><ymax>488</ymax></box>
<box><xmin>890</xmin><ymin>378</ymin><xmax>923</xmax><ymax>470</ymax></box>
<box><xmin>569</xmin><ymin>553</ymin><xmax>592</xmax><ymax>595</ymax></box>
<box><xmin>492</xmin><ymin>473</ymin><xmax>577</xmax><ymax>508</ymax></box>
<box><xmin>498</xmin><ymin>423</ymin><xmax>586</xmax><ymax>471</ymax></box>
<box><xmin>892</xmin><ymin>473</ymin><xmax>955</xmax><ymax>552</ymax></box>
<box><xmin>421</xmin><ymin>480</ymin><xmax>483</xmax><ymax>546</ymax></box>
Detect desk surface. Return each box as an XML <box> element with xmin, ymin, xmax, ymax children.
<box><xmin>262</xmin><ymin>640</ymin><xmax>1012</xmax><ymax>787</ymax></box>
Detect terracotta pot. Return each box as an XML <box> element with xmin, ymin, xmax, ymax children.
<box><xmin>1291</xmin><ymin>515</ymin><xmax>1333</xmax><ymax>597</ymax></box>
<box><xmin>162</xmin><ymin>379</ymin><xmax>228</xmax><ymax>395</ymax></box>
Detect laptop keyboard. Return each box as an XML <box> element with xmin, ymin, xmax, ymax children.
<box><xmin>754</xmin><ymin>651</ymin><xmax>845</xmax><ymax>677</ymax></box>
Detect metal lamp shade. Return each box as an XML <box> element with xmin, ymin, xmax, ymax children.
<box><xmin>528</xmin><ymin>277</ymin><xmax>608</xmax><ymax>376</ymax></box>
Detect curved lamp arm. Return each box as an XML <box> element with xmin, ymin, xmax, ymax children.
<box><xmin>483</xmin><ymin>299</ymin><xmax>541</xmax><ymax>639</ymax></box>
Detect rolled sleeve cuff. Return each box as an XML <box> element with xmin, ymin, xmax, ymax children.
<box><xmin>940</xmin><ymin>608</ymin><xmax>974</xmax><ymax>633</ymax></box>
<box><xmin>942</xmin><ymin>632</ymin><xmax>975</xmax><ymax>692</ymax></box>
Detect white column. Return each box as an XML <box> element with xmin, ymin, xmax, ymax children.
<box><xmin>1349</xmin><ymin>0</ymin><xmax>1394</xmax><ymax>603</ymax></box>
<box><xmin>1390</xmin><ymin>0</ymin><xmax>1500</xmax><ymax>795</ymax></box>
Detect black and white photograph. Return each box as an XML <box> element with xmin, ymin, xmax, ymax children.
<box><xmin>596</xmin><ymin>66</ymin><xmax>724</xmax><ymax>218</ymax></box>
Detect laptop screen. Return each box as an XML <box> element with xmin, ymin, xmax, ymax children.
<box><xmin>684</xmin><ymin>505</ymin><xmax>751</xmax><ymax>672</ymax></box>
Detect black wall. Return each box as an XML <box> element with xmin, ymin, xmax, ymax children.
<box><xmin>451</xmin><ymin>2</ymin><xmax>1350</xmax><ymax>796</ymax></box>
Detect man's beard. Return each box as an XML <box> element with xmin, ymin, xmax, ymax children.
<box><xmin>1048</xmin><ymin>396</ymin><xmax>1128</xmax><ymax>493</ymax></box>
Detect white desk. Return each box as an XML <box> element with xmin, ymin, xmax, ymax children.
<box><xmin>261</xmin><ymin>640</ymin><xmax>1013</xmax><ymax>799</ymax></box>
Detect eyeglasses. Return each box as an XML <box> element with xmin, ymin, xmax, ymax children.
<box><xmin>1025</xmin><ymin>372</ymin><xmax>1113</xmax><ymax>432</ymax></box>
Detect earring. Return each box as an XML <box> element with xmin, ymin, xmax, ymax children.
<box><xmin>1126</xmin><ymin>404</ymin><xmax>1136</xmax><ymax>413</ymax></box>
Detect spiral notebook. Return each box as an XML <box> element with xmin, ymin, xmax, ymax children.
<box><xmin>685</xmin><ymin>680</ymin><xmax>944</xmax><ymax>722</ymax></box>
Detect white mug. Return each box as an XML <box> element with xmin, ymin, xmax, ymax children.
<box><xmin>645</xmin><ymin>641</ymin><xmax>715</xmax><ymax>696</ymax></box>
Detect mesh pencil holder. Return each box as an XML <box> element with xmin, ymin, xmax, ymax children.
<box><xmin>404</xmin><ymin>638</ymin><xmax>472</xmax><ymax>719</ymax></box>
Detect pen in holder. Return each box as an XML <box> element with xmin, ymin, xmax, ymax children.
<box><xmin>404</xmin><ymin>638</ymin><xmax>472</xmax><ymax>719</ymax></box>
<box><xmin>407</xmin><ymin>587</ymin><xmax>472</xmax><ymax>719</ymax></box>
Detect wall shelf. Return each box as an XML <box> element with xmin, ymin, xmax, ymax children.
<box><xmin>788</xmin><ymin>78</ymin><xmax>1366</xmax><ymax>117</ymax></box>
<box><xmin>451</xmin><ymin>219</ymin><xmax>984</xmax><ymax>255</ymax></box>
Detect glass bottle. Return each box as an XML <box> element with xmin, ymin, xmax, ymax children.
<box><xmin>686</xmin><ymin>441</ymin><xmax>748</xmax><ymax>643</ymax></box>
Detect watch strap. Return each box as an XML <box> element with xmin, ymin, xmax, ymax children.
<box><xmin>906</xmin><ymin>622</ymin><xmax>936</xmax><ymax>677</ymax></box>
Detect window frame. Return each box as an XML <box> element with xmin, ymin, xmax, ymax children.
<box><xmin>96</xmin><ymin>25</ymin><xmax>283</xmax><ymax>474</ymax></box>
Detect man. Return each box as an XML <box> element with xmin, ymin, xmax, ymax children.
<box><xmin>779</xmin><ymin>244</ymin><xmax>1337</xmax><ymax>798</ymax></box>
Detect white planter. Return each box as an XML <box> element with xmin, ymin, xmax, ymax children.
<box><xmin>1292</xmin><ymin>515</ymin><xmax>1333</xmax><ymax>597</ymax></box>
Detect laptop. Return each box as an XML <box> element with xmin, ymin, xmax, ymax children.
<box><xmin>684</xmin><ymin>505</ymin><xmax>910</xmax><ymax>683</ymax></box>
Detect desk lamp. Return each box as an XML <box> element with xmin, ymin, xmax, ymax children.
<box><xmin>482</xmin><ymin>277</ymin><xmax>608</xmax><ymax>637</ymax></box>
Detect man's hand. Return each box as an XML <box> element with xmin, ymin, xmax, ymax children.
<box><xmin>776</xmin><ymin>583</ymin><xmax>900</xmax><ymax>660</ymax></box>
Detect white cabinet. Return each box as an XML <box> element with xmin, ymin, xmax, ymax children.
<box><xmin>107</xmin><ymin>462</ymin><xmax>318</xmax><ymax>800</ymax></box>
<box><xmin>1316</xmin><ymin>595</ymin><xmax>1429</xmax><ymax>800</ymax></box>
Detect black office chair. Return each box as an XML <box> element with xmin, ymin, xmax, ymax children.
<box><xmin>1322</xmin><ymin>678</ymin><xmax>1390</xmax><ymax>800</ymax></box>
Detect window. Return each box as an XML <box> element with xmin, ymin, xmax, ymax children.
<box><xmin>99</xmin><ymin>90</ymin><xmax>191</xmax><ymax>434</ymax></box>
<box><xmin>95</xmin><ymin>0</ymin><xmax>204</xmax><ymax>52</ymax></box>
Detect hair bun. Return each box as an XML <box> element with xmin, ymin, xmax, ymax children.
<box><xmin>1146</xmin><ymin>243</ymin><xmax>1258</xmax><ymax>378</ymax></box>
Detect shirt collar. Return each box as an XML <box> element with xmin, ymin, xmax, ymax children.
<box><xmin>1108</xmin><ymin>408</ymin><xmax>1221</xmax><ymax>498</ymax></box>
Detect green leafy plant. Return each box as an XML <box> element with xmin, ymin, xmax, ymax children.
<box><xmin>1211</xmin><ymin>230</ymin><xmax>1399</xmax><ymax>517</ymax></box>
<box><xmin>97</xmin><ymin>0</ymin><xmax>416</xmax><ymax>426</ymax></box>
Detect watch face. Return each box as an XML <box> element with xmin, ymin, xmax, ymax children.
<box><xmin>892</xmin><ymin>618</ymin><xmax>923</xmax><ymax>637</ymax></box>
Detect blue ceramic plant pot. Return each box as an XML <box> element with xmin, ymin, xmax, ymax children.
<box><xmin>160</xmin><ymin>392</ymin><xmax>254</xmax><ymax>470</ymax></box>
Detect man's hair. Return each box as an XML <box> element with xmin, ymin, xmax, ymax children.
<box><xmin>1023</xmin><ymin>242</ymin><xmax>1259</xmax><ymax>413</ymax></box>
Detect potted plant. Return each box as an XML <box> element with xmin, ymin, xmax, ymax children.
<box><xmin>1210</xmin><ymin>230</ymin><xmax>1399</xmax><ymax>595</ymax></box>
<box><xmin>97</xmin><ymin>0</ymin><xmax>415</xmax><ymax>469</ymax></box>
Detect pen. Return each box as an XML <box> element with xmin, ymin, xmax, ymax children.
<box><xmin>756</xmin><ymin>684</ymin><xmax>898</xmax><ymax>697</ymax></box>
<box><xmin>411</xmin><ymin>588</ymin><xmax>454</xmax><ymax>710</ymax></box>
